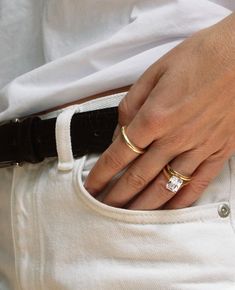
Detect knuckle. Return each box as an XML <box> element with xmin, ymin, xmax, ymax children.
<box><xmin>161</xmin><ymin>133</ymin><xmax>191</xmax><ymax>153</ymax></box>
<box><xmin>141</xmin><ymin>109</ymin><xmax>168</xmax><ymax>133</ymax></box>
<box><xmin>133</xmin><ymin>77</ymin><xmax>153</xmax><ymax>93</ymax></box>
<box><xmin>102</xmin><ymin>149</ymin><xmax>124</xmax><ymax>171</ymax></box>
<box><xmin>174</xmin><ymin>135</ymin><xmax>191</xmax><ymax>151</ymax></box>
<box><xmin>176</xmin><ymin>132</ymin><xmax>191</xmax><ymax>146</ymax></box>
<box><xmin>126</xmin><ymin>171</ymin><xmax>148</xmax><ymax>191</ymax></box>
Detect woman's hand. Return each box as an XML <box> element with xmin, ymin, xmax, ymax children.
<box><xmin>84</xmin><ymin>13</ymin><xmax>235</xmax><ymax>210</ymax></box>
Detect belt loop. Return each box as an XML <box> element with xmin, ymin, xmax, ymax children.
<box><xmin>55</xmin><ymin>105</ymin><xmax>81</xmax><ymax>171</ymax></box>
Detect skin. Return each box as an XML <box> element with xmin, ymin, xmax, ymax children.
<box><xmin>84</xmin><ymin>12</ymin><xmax>235</xmax><ymax>210</ymax></box>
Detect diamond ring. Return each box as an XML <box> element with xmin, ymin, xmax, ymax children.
<box><xmin>163</xmin><ymin>164</ymin><xmax>192</xmax><ymax>193</ymax></box>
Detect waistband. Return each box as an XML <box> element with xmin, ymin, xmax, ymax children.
<box><xmin>39</xmin><ymin>91</ymin><xmax>127</xmax><ymax>120</ymax></box>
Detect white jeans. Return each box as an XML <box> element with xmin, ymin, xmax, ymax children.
<box><xmin>1</xmin><ymin>93</ymin><xmax>235</xmax><ymax>290</ymax></box>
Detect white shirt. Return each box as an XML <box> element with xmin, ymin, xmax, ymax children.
<box><xmin>0</xmin><ymin>0</ymin><xmax>234</xmax><ymax>122</ymax></box>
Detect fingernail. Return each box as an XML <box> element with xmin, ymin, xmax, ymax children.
<box><xmin>112</xmin><ymin>124</ymin><xmax>120</xmax><ymax>142</ymax></box>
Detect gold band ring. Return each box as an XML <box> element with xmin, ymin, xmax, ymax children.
<box><xmin>166</xmin><ymin>164</ymin><xmax>191</xmax><ymax>182</ymax></box>
<box><xmin>121</xmin><ymin>125</ymin><xmax>145</xmax><ymax>154</ymax></box>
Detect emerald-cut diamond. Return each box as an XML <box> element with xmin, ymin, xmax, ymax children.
<box><xmin>166</xmin><ymin>176</ymin><xmax>183</xmax><ymax>193</ymax></box>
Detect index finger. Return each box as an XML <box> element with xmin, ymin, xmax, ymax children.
<box><xmin>84</xmin><ymin>109</ymin><xmax>156</xmax><ymax>194</ymax></box>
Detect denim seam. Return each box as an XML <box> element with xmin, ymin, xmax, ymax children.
<box><xmin>10</xmin><ymin>166</ymin><xmax>24</xmax><ymax>290</ymax></box>
<box><xmin>229</xmin><ymin>157</ymin><xmax>235</xmax><ymax>236</ymax></box>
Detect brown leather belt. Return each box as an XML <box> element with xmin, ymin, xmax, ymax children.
<box><xmin>0</xmin><ymin>85</ymin><xmax>131</xmax><ymax>167</ymax></box>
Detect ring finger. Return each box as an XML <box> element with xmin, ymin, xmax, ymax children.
<box><xmin>125</xmin><ymin>148</ymin><xmax>209</xmax><ymax>210</ymax></box>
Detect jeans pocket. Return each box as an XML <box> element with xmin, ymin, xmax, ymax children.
<box><xmin>73</xmin><ymin>153</ymin><xmax>232</xmax><ymax>225</ymax></box>
<box><xmin>12</xmin><ymin>157</ymin><xmax>235</xmax><ymax>290</ymax></box>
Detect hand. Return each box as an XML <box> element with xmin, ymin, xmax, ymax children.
<box><xmin>84</xmin><ymin>12</ymin><xmax>235</xmax><ymax>210</ymax></box>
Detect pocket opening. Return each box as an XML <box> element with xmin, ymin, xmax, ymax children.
<box><xmin>72</xmin><ymin>155</ymin><xmax>225</xmax><ymax>224</ymax></box>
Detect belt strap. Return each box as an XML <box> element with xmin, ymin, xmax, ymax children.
<box><xmin>0</xmin><ymin>106</ymin><xmax>118</xmax><ymax>167</ymax></box>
